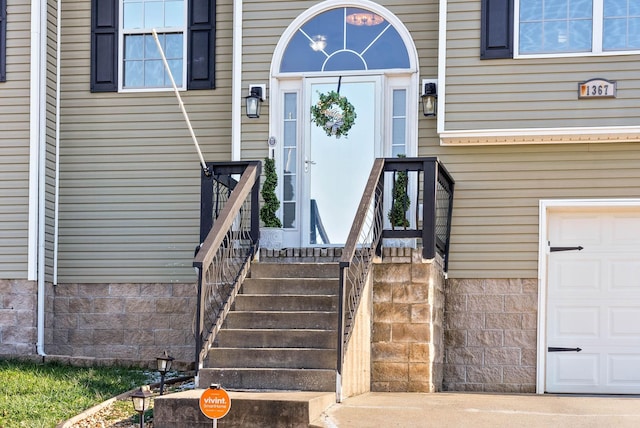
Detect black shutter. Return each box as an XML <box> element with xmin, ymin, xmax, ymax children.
<box><xmin>0</xmin><ymin>0</ymin><xmax>6</xmax><ymax>82</ymax></box>
<box><xmin>91</xmin><ymin>0</ymin><xmax>118</xmax><ymax>92</ymax></box>
<box><xmin>480</xmin><ymin>0</ymin><xmax>513</xmax><ymax>59</ymax></box>
<box><xmin>188</xmin><ymin>0</ymin><xmax>215</xmax><ymax>90</ymax></box>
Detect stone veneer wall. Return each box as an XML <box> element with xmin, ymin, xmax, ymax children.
<box><xmin>45</xmin><ymin>283</ymin><xmax>196</xmax><ymax>365</ymax></box>
<box><xmin>371</xmin><ymin>248</ymin><xmax>445</xmax><ymax>392</ymax></box>
<box><xmin>0</xmin><ymin>280</ymin><xmax>37</xmax><ymax>356</ymax></box>
<box><xmin>443</xmin><ymin>278</ymin><xmax>538</xmax><ymax>393</ymax></box>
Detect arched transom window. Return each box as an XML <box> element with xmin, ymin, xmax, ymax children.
<box><xmin>280</xmin><ymin>7</ymin><xmax>411</xmax><ymax>73</ymax></box>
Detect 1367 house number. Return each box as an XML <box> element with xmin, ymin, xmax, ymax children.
<box><xmin>579</xmin><ymin>79</ymin><xmax>616</xmax><ymax>99</ymax></box>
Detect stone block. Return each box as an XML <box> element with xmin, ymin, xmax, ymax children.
<box><xmin>410</xmin><ymin>263</ymin><xmax>433</xmax><ymax>284</ymax></box>
<box><xmin>467</xmin><ymin>330</ymin><xmax>504</xmax><ymax>347</ymax></box>
<box><xmin>372</xmin><ymin>322</ymin><xmax>391</xmax><ymax>342</ymax></box>
<box><xmin>503</xmin><ymin>366</ymin><xmax>536</xmax><ymax>384</ymax></box>
<box><xmin>444</xmin><ymin>312</ymin><xmax>484</xmax><ymax>330</ymax></box>
<box><xmin>68</xmin><ymin>297</ymin><xmax>92</xmax><ymax>314</ymax></box>
<box><xmin>4</xmin><ymin>294</ymin><xmax>36</xmax><ymax>311</ymax></box>
<box><xmin>443</xmin><ymin>363</ymin><xmax>466</xmax><ymax>382</ymax></box>
<box><xmin>484</xmin><ymin>279</ymin><xmax>522</xmax><ymax>294</ymax></box>
<box><xmin>54</xmin><ymin>314</ymin><xmax>78</xmax><ymax>329</ymax></box>
<box><xmin>68</xmin><ymin>329</ymin><xmax>94</xmax><ymax>346</ymax></box>
<box><xmin>408</xmin><ymin>380</ymin><xmax>433</xmax><ymax>392</ymax></box>
<box><xmin>374</xmin><ymin>264</ymin><xmax>411</xmax><ymax>283</ymax></box>
<box><xmin>124</xmin><ymin>329</ymin><xmax>156</xmax><ymax>346</ymax></box>
<box><xmin>93</xmin><ymin>297</ymin><xmax>124</xmax><ymax>313</ymax></box>
<box><xmin>391</xmin><ymin>323</ymin><xmax>430</xmax><ymax>343</ymax></box>
<box><xmin>109</xmin><ymin>283</ymin><xmax>141</xmax><ymax>297</ymax></box>
<box><xmin>373</xmin><ymin>283</ymin><xmax>393</xmax><ymax>303</ymax></box>
<box><xmin>0</xmin><ymin>311</ymin><xmax>15</xmax><ymax>324</ymax></box>
<box><xmin>467</xmin><ymin>365</ymin><xmax>502</xmax><ymax>384</ymax></box>
<box><xmin>373</xmin><ymin>302</ymin><xmax>410</xmax><ymax>323</ymax></box>
<box><xmin>94</xmin><ymin>329</ymin><xmax>124</xmax><ymax>345</ymax></box>
<box><xmin>522</xmin><ymin>313</ymin><xmax>538</xmax><ymax>329</ymax></box>
<box><xmin>445</xmin><ymin>347</ymin><xmax>483</xmax><ymax>365</ymax></box>
<box><xmin>410</xmin><ymin>304</ymin><xmax>431</xmax><ymax>323</ymax></box>
<box><xmin>155</xmin><ymin>329</ymin><xmax>191</xmax><ymax>346</ymax></box>
<box><xmin>522</xmin><ymin>279</ymin><xmax>538</xmax><ymax>294</ymax></box>
<box><xmin>447</xmin><ymin>279</ymin><xmax>484</xmax><ymax>295</ymax></box>
<box><xmin>409</xmin><ymin>362</ymin><xmax>431</xmax><ymax>382</ymax></box>
<box><xmin>141</xmin><ymin>283</ymin><xmax>172</xmax><ymax>297</ymax></box>
<box><xmin>467</xmin><ymin>294</ymin><xmax>504</xmax><ymax>312</ymax></box>
<box><xmin>444</xmin><ymin>329</ymin><xmax>466</xmax><ymax>347</ymax></box>
<box><xmin>393</xmin><ymin>283</ymin><xmax>429</xmax><ymax>303</ymax></box>
<box><xmin>484</xmin><ymin>347</ymin><xmax>521</xmax><ymax>365</ymax></box>
<box><xmin>124</xmin><ymin>298</ymin><xmax>156</xmax><ymax>313</ymax></box>
<box><xmin>372</xmin><ymin>342</ymin><xmax>409</xmax><ymax>362</ymax></box>
<box><xmin>521</xmin><ymin>349</ymin><xmax>537</xmax><ymax>366</ymax></box>
<box><xmin>3</xmin><ymin>326</ymin><xmax>37</xmax><ymax>344</ymax></box>
<box><xmin>78</xmin><ymin>284</ymin><xmax>110</xmax><ymax>297</ymax></box>
<box><xmin>485</xmin><ymin>313</ymin><xmax>522</xmax><ymax>329</ymax></box>
<box><xmin>171</xmin><ymin>283</ymin><xmax>197</xmax><ymax>297</ymax></box>
<box><xmin>156</xmin><ymin>297</ymin><xmax>190</xmax><ymax>314</ymax></box>
<box><xmin>372</xmin><ymin>362</ymin><xmax>408</xmax><ymax>382</ymax></box>
<box><xmin>53</xmin><ymin>283</ymin><xmax>78</xmax><ymax>297</ymax></box>
<box><xmin>53</xmin><ymin>298</ymin><xmax>69</xmax><ymax>313</ymax></box>
<box><xmin>505</xmin><ymin>294</ymin><xmax>537</xmax><ymax>313</ymax></box>
<box><xmin>504</xmin><ymin>330</ymin><xmax>537</xmax><ymax>349</ymax></box>
<box><xmin>409</xmin><ymin>343</ymin><xmax>430</xmax><ymax>363</ymax></box>
<box><xmin>78</xmin><ymin>313</ymin><xmax>128</xmax><ymax>329</ymax></box>
<box><xmin>444</xmin><ymin>294</ymin><xmax>466</xmax><ymax>312</ymax></box>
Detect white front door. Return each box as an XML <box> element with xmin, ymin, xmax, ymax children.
<box><xmin>545</xmin><ymin>206</ymin><xmax>640</xmax><ymax>393</ymax></box>
<box><xmin>302</xmin><ymin>76</ymin><xmax>381</xmax><ymax>246</ymax></box>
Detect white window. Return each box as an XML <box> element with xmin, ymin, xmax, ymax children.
<box><xmin>517</xmin><ymin>0</ymin><xmax>640</xmax><ymax>55</ymax></box>
<box><xmin>120</xmin><ymin>0</ymin><xmax>187</xmax><ymax>90</ymax></box>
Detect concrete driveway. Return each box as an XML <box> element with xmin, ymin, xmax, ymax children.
<box><xmin>311</xmin><ymin>392</ymin><xmax>640</xmax><ymax>427</ymax></box>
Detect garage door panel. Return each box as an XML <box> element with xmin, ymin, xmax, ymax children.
<box><xmin>551</xmin><ymin>306</ymin><xmax>600</xmax><ymax>338</ymax></box>
<box><xmin>552</xmin><ymin>215</ymin><xmax>603</xmax><ymax>245</ymax></box>
<box><xmin>609</xmin><ymin>308</ymin><xmax>640</xmax><ymax>338</ymax></box>
<box><xmin>608</xmin><ymin>354</ymin><xmax>640</xmax><ymax>386</ymax></box>
<box><xmin>611</xmin><ymin>260</ymin><xmax>640</xmax><ymax>290</ymax></box>
<box><xmin>612</xmin><ymin>216</ymin><xmax>640</xmax><ymax>243</ymax></box>
<box><xmin>549</xmin><ymin>257</ymin><xmax>600</xmax><ymax>291</ymax></box>
<box><xmin>550</xmin><ymin>353</ymin><xmax>599</xmax><ymax>386</ymax></box>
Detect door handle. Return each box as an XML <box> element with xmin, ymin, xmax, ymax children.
<box><xmin>304</xmin><ymin>159</ymin><xmax>316</xmax><ymax>172</ymax></box>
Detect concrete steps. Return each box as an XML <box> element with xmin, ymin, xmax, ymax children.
<box><xmin>153</xmin><ymin>261</ymin><xmax>341</xmax><ymax>427</ymax></box>
<box><xmin>200</xmin><ymin>262</ymin><xmax>339</xmax><ymax>392</ymax></box>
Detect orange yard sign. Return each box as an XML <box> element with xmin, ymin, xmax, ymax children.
<box><xmin>199</xmin><ymin>386</ymin><xmax>231</xmax><ymax>420</ymax></box>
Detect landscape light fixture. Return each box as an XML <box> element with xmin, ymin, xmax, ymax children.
<box><xmin>422</xmin><ymin>82</ymin><xmax>437</xmax><ymax>117</ymax></box>
<box><xmin>130</xmin><ymin>386</ymin><xmax>153</xmax><ymax>428</ymax></box>
<box><xmin>156</xmin><ymin>351</ymin><xmax>174</xmax><ymax>396</ymax></box>
<box><xmin>245</xmin><ymin>86</ymin><xmax>264</xmax><ymax>118</ymax></box>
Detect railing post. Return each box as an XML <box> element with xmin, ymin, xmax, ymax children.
<box><xmin>194</xmin><ymin>267</ymin><xmax>205</xmax><ymax>379</ymax></box>
<box><xmin>199</xmin><ymin>168</ymin><xmax>214</xmax><ymax>243</ymax></box>
<box><xmin>422</xmin><ymin>159</ymin><xmax>437</xmax><ymax>260</ymax></box>
<box><xmin>250</xmin><ymin>161</ymin><xmax>262</xmax><ymax>248</ymax></box>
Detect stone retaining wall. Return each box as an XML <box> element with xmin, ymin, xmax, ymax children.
<box><xmin>443</xmin><ymin>278</ymin><xmax>538</xmax><ymax>393</ymax></box>
<box><xmin>371</xmin><ymin>249</ymin><xmax>445</xmax><ymax>392</ymax></box>
<box><xmin>0</xmin><ymin>279</ymin><xmax>37</xmax><ymax>356</ymax></box>
<box><xmin>45</xmin><ymin>283</ymin><xmax>196</xmax><ymax>364</ymax></box>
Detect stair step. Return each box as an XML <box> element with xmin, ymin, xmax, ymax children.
<box><xmin>224</xmin><ymin>311</ymin><xmax>337</xmax><ymax>329</ymax></box>
<box><xmin>207</xmin><ymin>347</ymin><xmax>336</xmax><ymax>369</ymax></box>
<box><xmin>216</xmin><ymin>329</ymin><xmax>336</xmax><ymax>348</ymax></box>
<box><xmin>154</xmin><ymin>390</ymin><xmax>335</xmax><ymax>428</ymax></box>
<box><xmin>198</xmin><ymin>368</ymin><xmax>336</xmax><ymax>392</ymax></box>
<box><xmin>235</xmin><ymin>295</ymin><xmax>337</xmax><ymax>312</ymax></box>
<box><xmin>250</xmin><ymin>262</ymin><xmax>339</xmax><ymax>279</ymax></box>
<box><xmin>242</xmin><ymin>277</ymin><xmax>339</xmax><ymax>295</ymax></box>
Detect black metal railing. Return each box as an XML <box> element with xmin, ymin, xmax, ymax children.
<box><xmin>336</xmin><ymin>157</ymin><xmax>454</xmax><ymax>400</ymax></box>
<box><xmin>192</xmin><ymin>161</ymin><xmax>261</xmax><ymax>376</ymax></box>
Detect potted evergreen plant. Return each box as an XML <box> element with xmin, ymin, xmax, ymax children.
<box><xmin>386</xmin><ymin>154</ymin><xmax>416</xmax><ymax>248</ymax></box>
<box><xmin>259</xmin><ymin>157</ymin><xmax>283</xmax><ymax>249</ymax></box>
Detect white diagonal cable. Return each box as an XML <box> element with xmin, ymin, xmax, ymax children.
<box><xmin>152</xmin><ymin>28</ymin><xmax>209</xmax><ymax>174</ymax></box>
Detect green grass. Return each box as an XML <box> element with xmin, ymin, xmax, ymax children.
<box><xmin>0</xmin><ymin>359</ymin><xmax>151</xmax><ymax>428</ymax></box>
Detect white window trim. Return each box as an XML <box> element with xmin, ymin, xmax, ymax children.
<box><xmin>536</xmin><ymin>198</ymin><xmax>640</xmax><ymax>394</ymax></box>
<box><xmin>514</xmin><ymin>0</ymin><xmax>640</xmax><ymax>59</ymax></box>
<box><xmin>117</xmin><ymin>0</ymin><xmax>188</xmax><ymax>92</ymax></box>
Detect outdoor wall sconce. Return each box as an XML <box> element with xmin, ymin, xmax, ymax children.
<box><xmin>422</xmin><ymin>81</ymin><xmax>437</xmax><ymax>117</ymax></box>
<box><xmin>131</xmin><ymin>385</ymin><xmax>153</xmax><ymax>428</ymax></box>
<box><xmin>156</xmin><ymin>351</ymin><xmax>174</xmax><ymax>396</ymax></box>
<box><xmin>246</xmin><ymin>84</ymin><xmax>266</xmax><ymax>118</ymax></box>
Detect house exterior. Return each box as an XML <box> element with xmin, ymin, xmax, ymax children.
<box><xmin>2</xmin><ymin>0</ymin><xmax>640</xmax><ymax>395</ymax></box>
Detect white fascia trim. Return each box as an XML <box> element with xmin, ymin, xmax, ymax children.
<box><xmin>440</xmin><ymin>126</ymin><xmax>640</xmax><ymax>146</ymax></box>
<box><xmin>436</xmin><ymin>0</ymin><xmax>447</xmax><ymax>134</ymax></box>
<box><xmin>231</xmin><ymin>0</ymin><xmax>242</xmax><ymax>161</ymax></box>
<box><xmin>536</xmin><ymin>197</ymin><xmax>640</xmax><ymax>394</ymax></box>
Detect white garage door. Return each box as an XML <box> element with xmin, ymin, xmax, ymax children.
<box><xmin>546</xmin><ymin>207</ymin><xmax>640</xmax><ymax>394</ymax></box>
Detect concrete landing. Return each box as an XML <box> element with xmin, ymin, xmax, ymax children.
<box><xmin>153</xmin><ymin>389</ymin><xmax>335</xmax><ymax>428</ymax></box>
